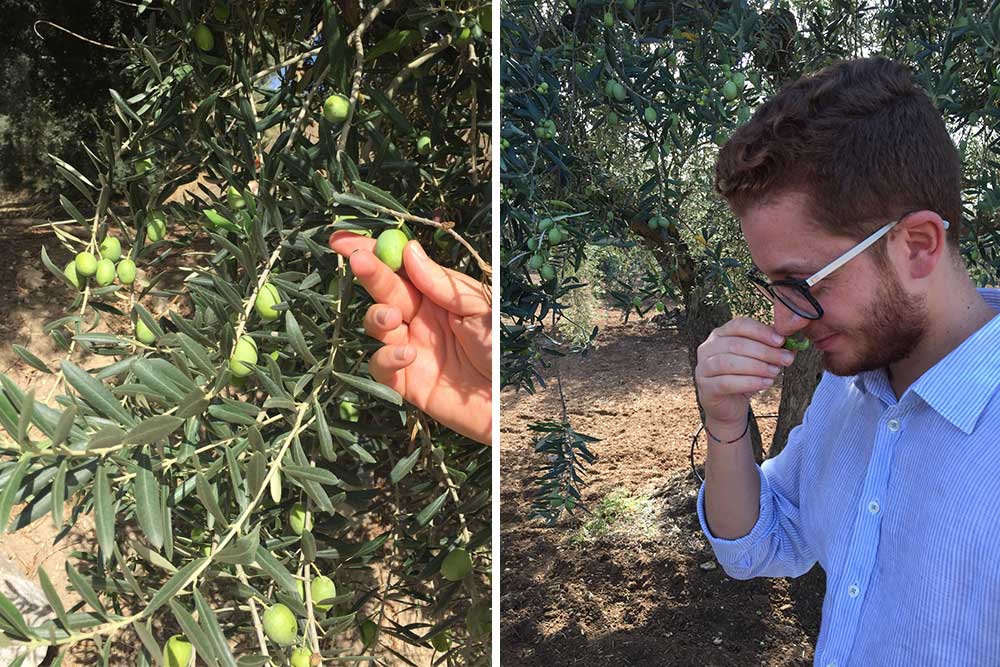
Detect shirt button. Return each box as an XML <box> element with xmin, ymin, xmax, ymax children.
<box><xmin>887</xmin><ymin>419</ymin><xmax>900</xmax><ymax>431</ymax></box>
<box><xmin>868</xmin><ymin>500</ymin><xmax>880</xmax><ymax>514</ymax></box>
<box><xmin>848</xmin><ymin>584</ymin><xmax>860</xmax><ymax>598</ymax></box>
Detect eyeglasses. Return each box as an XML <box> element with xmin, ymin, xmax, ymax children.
<box><xmin>746</xmin><ymin>211</ymin><xmax>949</xmax><ymax>320</ymax></box>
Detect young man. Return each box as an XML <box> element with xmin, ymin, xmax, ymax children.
<box><xmin>695</xmin><ymin>56</ymin><xmax>1000</xmax><ymax>666</ymax></box>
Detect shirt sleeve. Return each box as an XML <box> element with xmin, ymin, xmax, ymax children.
<box><xmin>696</xmin><ymin>390</ymin><xmax>824</xmax><ymax>580</ymax></box>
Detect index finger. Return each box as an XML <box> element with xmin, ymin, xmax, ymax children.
<box><xmin>719</xmin><ymin>317</ymin><xmax>786</xmax><ymax>348</ymax></box>
<box><xmin>329</xmin><ymin>230</ymin><xmax>421</xmax><ymax>321</ymax></box>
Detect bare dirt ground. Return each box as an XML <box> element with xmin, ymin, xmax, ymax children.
<box><xmin>500</xmin><ymin>305</ymin><xmax>826</xmax><ymax>666</ymax></box>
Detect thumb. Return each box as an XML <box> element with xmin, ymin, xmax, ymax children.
<box><xmin>403</xmin><ymin>240</ymin><xmax>489</xmax><ymax>317</ymax></box>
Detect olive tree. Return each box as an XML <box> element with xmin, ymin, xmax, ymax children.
<box><xmin>0</xmin><ymin>1</ymin><xmax>492</xmax><ymax>665</ymax></box>
<box><xmin>501</xmin><ymin>0</ymin><xmax>1000</xmax><ymax>515</ymax></box>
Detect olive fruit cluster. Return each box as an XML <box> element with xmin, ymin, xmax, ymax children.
<box><xmin>535</xmin><ymin>81</ymin><xmax>549</xmax><ymax>94</ymax></box>
<box><xmin>604</xmin><ymin>79</ymin><xmax>627</xmax><ymax>102</ymax></box>
<box><xmin>534</xmin><ymin>118</ymin><xmax>556</xmax><ymax>140</ymax></box>
<box><xmin>722</xmin><ymin>67</ymin><xmax>746</xmax><ymax>102</ymax></box>
<box><xmin>526</xmin><ymin>217</ymin><xmax>568</xmax><ymax>283</ymax></box>
<box><xmin>648</xmin><ymin>215</ymin><xmax>672</xmax><ymax>231</ymax></box>
<box><xmin>64</xmin><ymin>237</ymin><xmax>138</xmax><ymax>291</ymax></box>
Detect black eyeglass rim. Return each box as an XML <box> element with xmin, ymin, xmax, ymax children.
<box><xmin>746</xmin><ymin>266</ymin><xmax>825</xmax><ymax>320</ymax></box>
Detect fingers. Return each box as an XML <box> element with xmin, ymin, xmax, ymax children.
<box><xmin>368</xmin><ymin>344</ymin><xmax>417</xmax><ymax>394</ymax></box>
<box><xmin>329</xmin><ymin>230</ymin><xmax>375</xmax><ymax>256</ymax></box>
<box><xmin>449</xmin><ymin>312</ymin><xmax>491</xmax><ymax>379</ymax></box>
<box><xmin>347</xmin><ymin>249</ymin><xmax>422</xmax><ymax>321</ymax></box>
<box><xmin>364</xmin><ymin>305</ymin><xmax>408</xmax><ymax>345</ymax></box>
<box><xmin>403</xmin><ymin>241</ymin><xmax>490</xmax><ymax>317</ymax></box>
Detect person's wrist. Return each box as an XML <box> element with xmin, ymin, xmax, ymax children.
<box><xmin>704</xmin><ymin>415</ymin><xmax>749</xmax><ymax>443</ymax></box>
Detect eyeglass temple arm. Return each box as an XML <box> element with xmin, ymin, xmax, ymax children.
<box><xmin>806</xmin><ymin>218</ymin><xmax>949</xmax><ymax>286</ymax></box>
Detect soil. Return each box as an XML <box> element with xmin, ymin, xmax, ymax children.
<box><xmin>500</xmin><ymin>305</ymin><xmax>826</xmax><ymax>666</ymax></box>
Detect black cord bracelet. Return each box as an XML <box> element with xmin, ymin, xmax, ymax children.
<box><xmin>703</xmin><ymin>415</ymin><xmax>751</xmax><ymax>444</ymax></box>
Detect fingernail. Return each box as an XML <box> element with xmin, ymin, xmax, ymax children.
<box><xmin>394</xmin><ymin>345</ymin><xmax>411</xmax><ymax>362</ymax></box>
<box><xmin>375</xmin><ymin>309</ymin><xmax>388</xmax><ymax>326</ymax></box>
<box><xmin>773</xmin><ymin>334</ymin><xmax>784</xmax><ymax>345</ymax></box>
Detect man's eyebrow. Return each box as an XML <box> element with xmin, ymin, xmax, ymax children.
<box><xmin>753</xmin><ymin>261</ymin><xmax>816</xmax><ymax>277</ymax></box>
<box><xmin>772</xmin><ymin>262</ymin><xmax>816</xmax><ymax>276</ymax></box>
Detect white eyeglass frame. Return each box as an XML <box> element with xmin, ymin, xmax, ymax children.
<box><xmin>805</xmin><ymin>211</ymin><xmax>949</xmax><ymax>287</ymax></box>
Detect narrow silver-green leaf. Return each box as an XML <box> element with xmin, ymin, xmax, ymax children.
<box><xmin>12</xmin><ymin>345</ymin><xmax>51</xmax><ymax>374</ymax></box>
<box><xmin>0</xmin><ymin>457</ymin><xmax>30</xmax><ymax>532</ymax></box>
<box><xmin>196</xmin><ymin>473</ymin><xmax>229</xmax><ymax>528</ymax></box>
<box><xmin>65</xmin><ymin>563</ymin><xmax>108</xmax><ymax>618</ymax></box>
<box><xmin>94</xmin><ymin>464</ymin><xmax>115</xmax><ymax>559</ymax></box>
<box><xmin>194</xmin><ymin>589</ymin><xmax>237</xmax><ymax>667</ymax></box>
<box><xmin>333</xmin><ymin>371</ymin><xmax>402</xmax><ymax>406</ymax></box>
<box><xmin>167</xmin><ymin>598</ymin><xmax>219</xmax><ymax>667</ymax></box>
<box><xmin>285</xmin><ymin>311</ymin><xmax>318</xmax><ymax>366</ymax></box>
<box><xmin>38</xmin><ymin>567</ymin><xmax>70</xmax><ymax>631</ymax></box>
<box><xmin>51</xmin><ymin>407</ymin><xmax>77</xmax><ymax>448</ymax></box>
<box><xmin>390</xmin><ymin>448</ymin><xmax>422</xmax><ymax>484</ymax></box>
<box><xmin>148</xmin><ymin>558</ymin><xmax>205</xmax><ymax>615</ymax></box>
<box><xmin>124</xmin><ymin>415</ymin><xmax>184</xmax><ymax>445</ymax></box>
<box><xmin>62</xmin><ymin>361</ymin><xmax>136</xmax><ymax>426</ymax></box>
<box><xmin>16</xmin><ymin>389</ymin><xmax>33</xmax><ymax>446</ymax></box>
<box><xmin>51</xmin><ymin>460</ymin><xmax>66</xmax><ymax>527</ymax></box>
<box><xmin>134</xmin><ymin>449</ymin><xmax>164</xmax><ymax>549</ymax></box>
<box><xmin>416</xmin><ymin>491</ymin><xmax>449</xmax><ymax>526</ymax></box>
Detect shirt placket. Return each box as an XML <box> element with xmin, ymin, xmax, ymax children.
<box><xmin>820</xmin><ymin>407</ymin><xmax>903</xmax><ymax>667</ymax></box>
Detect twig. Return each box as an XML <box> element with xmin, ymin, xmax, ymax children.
<box><xmin>337</xmin><ymin>0</ymin><xmax>394</xmax><ymax>157</ymax></box>
<box><xmin>33</xmin><ymin>21</ymin><xmax>126</xmax><ymax>50</ymax></box>
<box><xmin>330</xmin><ymin>193</ymin><xmax>492</xmax><ymax>276</ymax></box>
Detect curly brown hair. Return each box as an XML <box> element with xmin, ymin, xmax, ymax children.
<box><xmin>714</xmin><ymin>56</ymin><xmax>961</xmax><ymax>265</ymax></box>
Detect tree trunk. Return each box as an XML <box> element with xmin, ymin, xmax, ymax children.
<box><xmin>770</xmin><ymin>345</ymin><xmax>823</xmax><ymax>458</ymax></box>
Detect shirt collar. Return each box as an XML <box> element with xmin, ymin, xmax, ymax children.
<box><xmin>851</xmin><ymin>288</ymin><xmax>1000</xmax><ymax>434</ymax></box>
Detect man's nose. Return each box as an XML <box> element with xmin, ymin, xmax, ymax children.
<box><xmin>772</xmin><ymin>301</ymin><xmax>809</xmax><ymax>336</ymax></box>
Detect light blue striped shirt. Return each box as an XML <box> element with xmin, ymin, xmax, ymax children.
<box><xmin>697</xmin><ymin>287</ymin><xmax>1000</xmax><ymax>667</ymax></box>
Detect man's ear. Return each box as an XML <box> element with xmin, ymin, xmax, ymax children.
<box><xmin>896</xmin><ymin>213</ymin><xmax>948</xmax><ymax>280</ymax></box>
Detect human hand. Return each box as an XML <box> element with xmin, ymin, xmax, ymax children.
<box><xmin>694</xmin><ymin>318</ymin><xmax>797</xmax><ymax>431</ymax></box>
<box><xmin>328</xmin><ymin>231</ymin><xmax>491</xmax><ymax>445</ymax></box>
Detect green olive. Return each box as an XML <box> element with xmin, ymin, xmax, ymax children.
<box><xmin>95</xmin><ymin>259</ymin><xmax>116</xmax><ymax>287</ymax></box>
<box><xmin>147</xmin><ymin>211</ymin><xmax>167</xmax><ymax>242</ymax></box>
<box><xmin>163</xmin><ymin>634</ymin><xmax>193</xmax><ymax>667</ymax></box>
<box><xmin>289</xmin><ymin>502</ymin><xmax>312</xmax><ymax>535</ymax></box>
<box><xmin>255</xmin><ymin>283</ymin><xmax>281</xmax><ymax>321</ymax></box>
<box><xmin>430</xmin><ymin>630</ymin><xmax>451</xmax><ymax>653</ymax></box>
<box><xmin>360</xmin><ymin>619</ymin><xmax>378</xmax><ymax>649</ymax></box>
<box><xmin>783</xmin><ymin>336</ymin><xmax>810</xmax><ymax>351</ymax></box>
<box><xmin>310</xmin><ymin>576</ymin><xmax>336</xmax><ymax>611</ymax></box>
<box><xmin>540</xmin><ymin>264</ymin><xmax>555</xmax><ymax>281</ymax></box>
<box><xmin>193</xmin><ymin>24</ymin><xmax>214</xmax><ymax>51</ymax></box>
<box><xmin>416</xmin><ymin>134</ymin><xmax>432</xmax><ymax>156</ymax></box>
<box><xmin>227</xmin><ymin>185</ymin><xmax>245</xmax><ymax>210</ymax></box>
<box><xmin>136</xmin><ymin>318</ymin><xmax>156</xmax><ymax>345</ymax></box>
<box><xmin>374</xmin><ymin>229</ymin><xmax>408</xmax><ymax>272</ymax></box>
<box><xmin>339</xmin><ymin>400</ymin><xmax>360</xmax><ymax>422</ymax></box>
<box><xmin>213</xmin><ymin>3</ymin><xmax>230</xmax><ymax>21</ymax></box>
<box><xmin>261</xmin><ymin>603</ymin><xmax>298</xmax><ymax>646</ymax></box>
<box><xmin>63</xmin><ymin>261</ymin><xmax>80</xmax><ymax>288</ymax></box>
<box><xmin>116</xmin><ymin>259</ymin><xmax>137</xmax><ymax>285</ymax></box>
<box><xmin>644</xmin><ymin>106</ymin><xmax>657</xmax><ymax>123</ymax></box>
<box><xmin>75</xmin><ymin>252</ymin><xmax>98</xmax><ymax>277</ymax></box>
<box><xmin>99</xmin><ymin>236</ymin><xmax>121</xmax><ymax>262</ymax></box>
<box><xmin>229</xmin><ymin>335</ymin><xmax>258</xmax><ymax>377</ymax></box>
<box><xmin>440</xmin><ymin>548</ymin><xmax>473</xmax><ymax>581</ymax></box>
<box><xmin>723</xmin><ymin>80</ymin><xmax>739</xmax><ymax>100</ymax></box>
<box><xmin>290</xmin><ymin>647</ymin><xmax>311</xmax><ymax>667</ymax></box>
<box><xmin>323</xmin><ymin>94</ymin><xmax>350</xmax><ymax>123</ymax></box>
